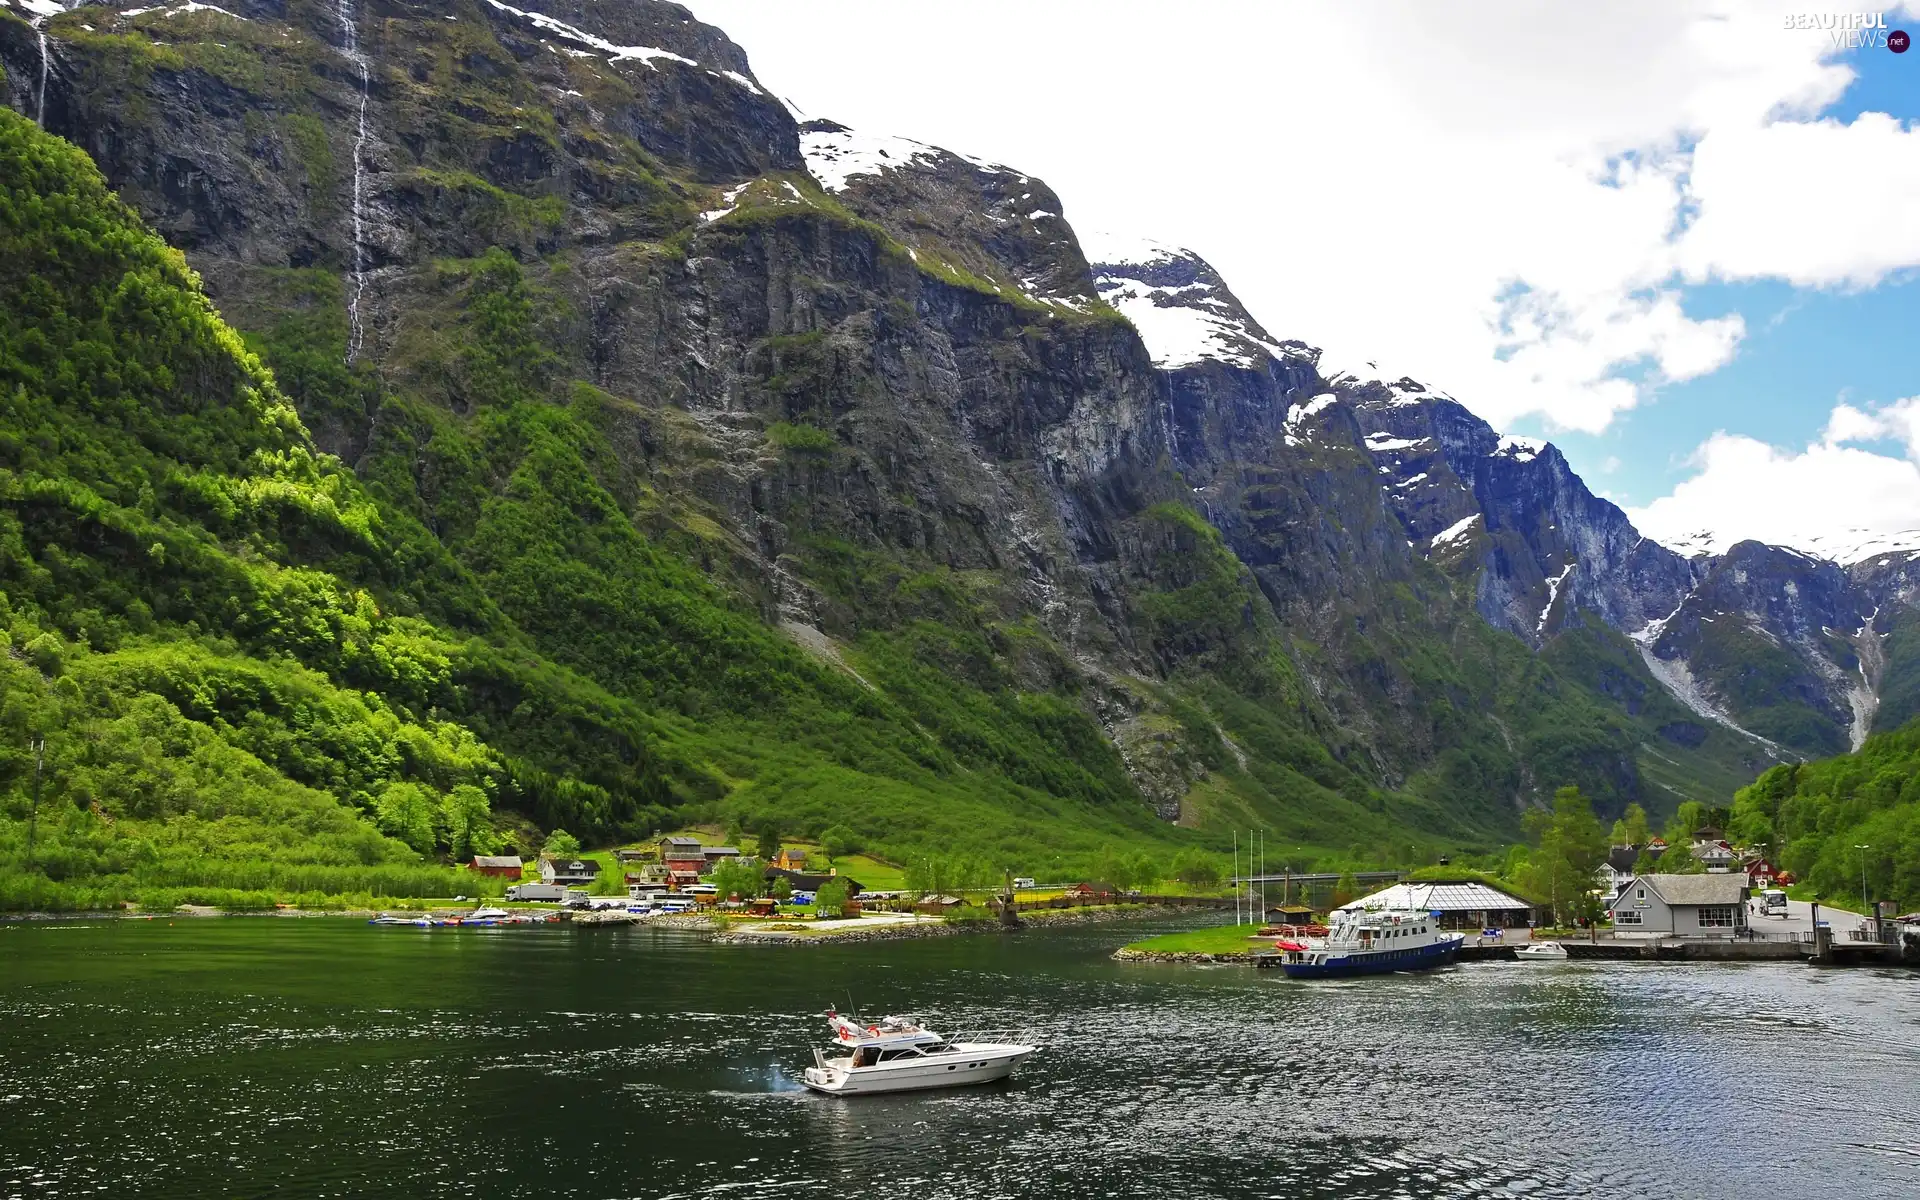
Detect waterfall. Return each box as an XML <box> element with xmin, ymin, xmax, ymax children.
<box><xmin>30</xmin><ymin>2</ymin><xmax>67</xmax><ymax>129</ymax></box>
<box><xmin>337</xmin><ymin>0</ymin><xmax>372</xmax><ymax>363</ymax></box>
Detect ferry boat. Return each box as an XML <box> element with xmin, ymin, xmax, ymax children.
<box><xmin>1275</xmin><ymin>906</ymin><xmax>1464</xmax><ymax>979</ymax></box>
<box><xmin>800</xmin><ymin>1013</ymin><xmax>1037</xmax><ymax>1096</ymax></box>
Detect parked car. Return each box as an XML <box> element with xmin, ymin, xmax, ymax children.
<box><xmin>1013</xmin><ymin>878</ymin><xmax>1036</xmax><ymax>890</ymax></box>
<box><xmin>791</xmin><ymin>891</ymin><xmax>816</xmax><ymax>905</ymax></box>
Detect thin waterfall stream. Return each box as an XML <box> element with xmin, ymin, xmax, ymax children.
<box><xmin>28</xmin><ymin>0</ymin><xmax>67</xmax><ymax>128</ymax></box>
<box><xmin>337</xmin><ymin>0</ymin><xmax>372</xmax><ymax>363</ymax></box>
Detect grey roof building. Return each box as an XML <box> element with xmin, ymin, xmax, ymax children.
<box><xmin>1607</xmin><ymin>873</ymin><xmax>1750</xmax><ymax>935</ymax></box>
<box><xmin>1336</xmin><ymin>879</ymin><xmax>1539</xmax><ymax>929</ymax></box>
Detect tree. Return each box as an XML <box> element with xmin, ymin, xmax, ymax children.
<box><xmin>1620</xmin><ymin>803</ymin><xmax>1651</xmax><ymax>848</ymax></box>
<box><xmin>755</xmin><ymin>816</ymin><xmax>784</xmax><ymax>862</ymax></box>
<box><xmin>724</xmin><ymin>817</ymin><xmax>745</xmax><ymax>850</ymax></box>
<box><xmin>1665</xmin><ymin>799</ymin><xmax>1709</xmax><ymax>844</ymax></box>
<box><xmin>543</xmin><ymin>828</ymin><xmax>582</xmax><ymax>858</ymax></box>
<box><xmin>375</xmin><ymin>782</ymin><xmax>439</xmax><ymax>855</ymax></box>
<box><xmin>1171</xmin><ymin>850</ymin><xmax>1222</xmax><ymax>888</ymax></box>
<box><xmin>1124</xmin><ymin>850</ymin><xmax>1160</xmax><ymax>892</ymax></box>
<box><xmin>1332</xmin><ymin>869</ymin><xmax>1358</xmax><ymax>908</ymax></box>
<box><xmin>815</xmin><ymin>877</ymin><xmax>851</xmax><ymax>918</ymax></box>
<box><xmin>821</xmin><ymin>824</ymin><xmax>860</xmax><ymax>862</ymax></box>
<box><xmin>441</xmin><ymin>784</ymin><xmax>495</xmax><ymax>860</ymax></box>
<box><xmin>906</xmin><ymin>856</ymin><xmax>961</xmax><ymax>899</ymax></box>
<box><xmin>710</xmin><ymin>857</ymin><xmax>763</xmax><ymax>901</ymax></box>
<box><xmin>1519</xmin><ymin>786</ymin><xmax>1609</xmax><ymax>926</ymax></box>
<box><xmin>769</xmin><ymin>874</ymin><xmax>793</xmax><ymax>902</ymax></box>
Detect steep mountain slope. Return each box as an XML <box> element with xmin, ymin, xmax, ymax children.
<box><xmin>3</xmin><ymin>0</ymin><xmax>1873</xmax><ymax>888</ymax></box>
<box><xmin>1731</xmin><ymin>714</ymin><xmax>1920</xmax><ymax>909</ymax></box>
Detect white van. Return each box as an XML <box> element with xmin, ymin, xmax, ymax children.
<box><xmin>1013</xmin><ymin>877</ymin><xmax>1036</xmax><ymax>890</ymax></box>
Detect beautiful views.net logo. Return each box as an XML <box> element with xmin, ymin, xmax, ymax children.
<box><xmin>1784</xmin><ymin>11</ymin><xmax>1912</xmax><ymax>51</ymax></box>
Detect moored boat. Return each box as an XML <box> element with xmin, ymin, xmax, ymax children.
<box><xmin>1513</xmin><ymin>941</ymin><xmax>1569</xmax><ymax>960</ymax></box>
<box><xmin>800</xmin><ymin>1013</ymin><xmax>1036</xmax><ymax>1096</ymax></box>
<box><xmin>1275</xmin><ymin>906</ymin><xmax>1464</xmax><ymax>979</ymax></box>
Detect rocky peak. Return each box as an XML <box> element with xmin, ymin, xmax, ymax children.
<box><xmin>797</xmin><ymin>118</ymin><xmax>1099</xmax><ymax>311</ymax></box>
<box><xmin>1085</xmin><ymin>234</ymin><xmax>1316</xmax><ymax>372</ymax></box>
<box><xmin>1340</xmin><ymin>377</ymin><xmax>1697</xmax><ymax>645</ymax></box>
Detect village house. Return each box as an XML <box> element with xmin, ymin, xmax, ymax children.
<box><xmin>540</xmin><ymin>857</ymin><xmax>602</xmax><ymax>887</ymax></box>
<box><xmin>764</xmin><ymin>866</ymin><xmax>861</xmax><ymax>896</ymax></box>
<box><xmin>1607</xmin><ymin>873</ymin><xmax>1750</xmax><ymax>936</ymax></box>
<box><xmin>660</xmin><ymin>836</ymin><xmax>706</xmax><ymax>886</ymax></box>
<box><xmin>772</xmin><ymin>847</ymin><xmax>810</xmax><ymax>872</ymax></box>
<box><xmin>468</xmin><ymin>854</ymin><xmax>523</xmax><ymax>878</ymax></box>
<box><xmin>1597</xmin><ymin>846</ymin><xmax>1639</xmax><ymax>897</ymax></box>
<box><xmin>628</xmin><ymin>862</ymin><xmax>670</xmax><ymax>887</ymax></box>
<box><xmin>701</xmin><ymin>846</ymin><xmax>740</xmax><ymax>873</ymax></box>
<box><xmin>1691</xmin><ymin>840</ymin><xmax>1737</xmax><ymax>872</ymax></box>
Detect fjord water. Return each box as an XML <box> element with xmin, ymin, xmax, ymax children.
<box><xmin>2</xmin><ymin>918</ymin><xmax>1915</xmax><ymax>1200</ymax></box>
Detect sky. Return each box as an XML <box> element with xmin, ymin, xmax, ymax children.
<box><xmin>688</xmin><ymin>0</ymin><xmax>1920</xmax><ymax>558</ymax></box>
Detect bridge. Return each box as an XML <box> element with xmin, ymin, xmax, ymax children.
<box><xmin>1229</xmin><ymin>870</ymin><xmax>1406</xmax><ymax>887</ymax></box>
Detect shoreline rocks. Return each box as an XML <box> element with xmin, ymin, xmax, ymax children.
<box><xmin>1110</xmin><ymin>947</ymin><xmax>1259</xmax><ymax>964</ymax></box>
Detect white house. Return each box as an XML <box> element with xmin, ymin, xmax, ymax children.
<box><xmin>540</xmin><ymin>857</ymin><xmax>601</xmax><ymax>887</ymax></box>
<box><xmin>1596</xmin><ymin>846</ymin><xmax>1639</xmax><ymax>897</ymax></box>
<box><xmin>1691</xmin><ymin>840</ymin><xmax>1737</xmax><ymax>872</ymax></box>
<box><xmin>1607</xmin><ymin>873</ymin><xmax>1749</xmax><ymax>936</ymax></box>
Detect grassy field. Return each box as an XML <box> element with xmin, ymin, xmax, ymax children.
<box><xmin>1120</xmin><ymin>922</ymin><xmax>1267</xmax><ymax>955</ymax></box>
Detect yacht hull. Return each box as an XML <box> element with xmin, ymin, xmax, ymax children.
<box><xmin>1281</xmin><ymin>935</ymin><xmax>1464</xmax><ymax>979</ymax></box>
<box><xmin>801</xmin><ymin>1045</ymin><xmax>1033</xmax><ymax>1095</ymax></box>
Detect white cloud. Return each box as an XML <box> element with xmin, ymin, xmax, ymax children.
<box><xmin>690</xmin><ymin>0</ymin><xmax>1919</xmax><ymax>438</ymax></box>
<box><xmin>1629</xmin><ymin>397</ymin><xmax>1920</xmax><ymax>556</ymax></box>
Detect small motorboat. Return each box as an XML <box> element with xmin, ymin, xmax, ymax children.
<box><xmin>801</xmin><ymin>1013</ymin><xmax>1037</xmax><ymax>1096</ymax></box>
<box><xmin>1513</xmin><ymin>941</ymin><xmax>1570</xmax><ymax>960</ymax></box>
<box><xmin>468</xmin><ymin>907</ymin><xmax>510</xmax><ymax>921</ymax></box>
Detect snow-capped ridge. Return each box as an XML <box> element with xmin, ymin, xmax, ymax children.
<box><xmin>479</xmin><ymin>0</ymin><xmax>697</xmax><ymax>69</ymax></box>
<box><xmin>1086</xmin><ymin>234</ymin><xmax>1310</xmax><ymax>372</ymax></box>
<box><xmin>798</xmin><ymin>119</ymin><xmax>1013</xmax><ymax>194</ymax></box>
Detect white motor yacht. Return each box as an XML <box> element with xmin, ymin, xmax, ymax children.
<box><xmin>801</xmin><ymin>1013</ymin><xmax>1036</xmax><ymax>1096</ymax></box>
<box><xmin>1513</xmin><ymin>941</ymin><xmax>1569</xmax><ymax>960</ymax></box>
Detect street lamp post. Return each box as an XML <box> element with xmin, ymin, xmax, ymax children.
<box><xmin>1855</xmin><ymin>843</ymin><xmax>1871</xmax><ymax>923</ymax></box>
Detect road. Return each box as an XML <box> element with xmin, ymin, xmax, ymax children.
<box><xmin>1750</xmin><ymin>896</ymin><xmax>1868</xmax><ymax>937</ymax></box>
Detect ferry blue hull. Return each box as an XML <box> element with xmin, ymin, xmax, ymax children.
<box><xmin>1280</xmin><ymin>935</ymin><xmax>1464</xmax><ymax>979</ymax></box>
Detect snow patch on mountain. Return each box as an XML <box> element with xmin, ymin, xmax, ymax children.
<box><xmin>1083</xmin><ymin>234</ymin><xmax>1305</xmax><ymax>371</ymax></box>
<box><xmin>1539</xmin><ymin>562</ymin><xmax>1574</xmax><ymax>633</ymax></box>
<box><xmin>1432</xmin><ymin>514</ymin><xmax>1481</xmax><ymax>550</ymax></box>
<box><xmin>1494</xmin><ymin>435</ymin><xmax>1544</xmax><ymax>463</ymax></box>
<box><xmin>800</xmin><ymin>125</ymin><xmax>943</xmax><ymax>192</ymax></box>
<box><xmin>479</xmin><ymin>0</ymin><xmax>695</xmax><ymax>67</ymax></box>
<box><xmin>1364</xmin><ymin>432</ymin><xmax>1429</xmax><ymax>453</ymax></box>
<box><xmin>799</xmin><ymin>122</ymin><xmax>1012</xmax><ymax>193</ymax></box>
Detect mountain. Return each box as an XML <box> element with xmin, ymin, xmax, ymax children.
<box><xmin>4</xmin><ymin>0</ymin><xmax>1905</xmax><ymax>904</ymax></box>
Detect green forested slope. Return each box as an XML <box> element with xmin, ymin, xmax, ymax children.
<box><xmin>0</xmin><ymin>105</ymin><xmax>1216</xmax><ymax>907</ymax></box>
<box><xmin>1730</xmin><ymin>717</ymin><xmax>1920</xmax><ymax>910</ymax></box>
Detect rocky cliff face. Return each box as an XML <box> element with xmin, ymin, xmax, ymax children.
<box><xmin>7</xmin><ymin>0</ymin><xmax>1894</xmax><ymax>843</ymax></box>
